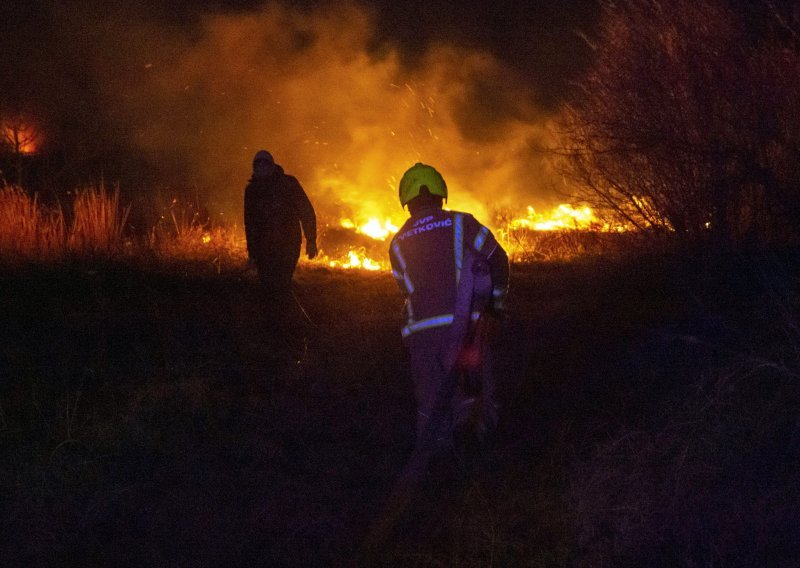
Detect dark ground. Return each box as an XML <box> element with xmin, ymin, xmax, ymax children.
<box><xmin>2</xmin><ymin>251</ymin><xmax>799</xmax><ymax>566</ymax></box>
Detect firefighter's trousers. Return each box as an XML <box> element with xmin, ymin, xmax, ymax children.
<box><xmin>406</xmin><ymin>326</ymin><xmax>497</xmax><ymax>447</ymax></box>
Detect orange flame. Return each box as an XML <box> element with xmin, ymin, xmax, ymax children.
<box><xmin>508</xmin><ymin>204</ymin><xmax>598</xmax><ymax>231</ymax></box>
<box><xmin>340</xmin><ymin>217</ymin><xmax>399</xmax><ymax>241</ymax></box>
<box><xmin>504</xmin><ymin>204</ymin><xmax>633</xmax><ymax>233</ymax></box>
<box><xmin>314</xmin><ymin>202</ymin><xmax>632</xmax><ymax>271</ymax></box>
<box><xmin>325</xmin><ymin>247</ymin><xmax>385</xmax><ymax>271</ymax></box>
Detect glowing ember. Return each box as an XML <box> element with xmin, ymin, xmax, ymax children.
<box><xmin>201</xmin><ymin>233</ymin><xmax>212</xmax><ymax>244</ymax></box>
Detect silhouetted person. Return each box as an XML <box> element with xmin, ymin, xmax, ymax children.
<box><xmin>244</xmin><ymin>150</ymin><xmax>317</xmax><ymax>299</ymax></box>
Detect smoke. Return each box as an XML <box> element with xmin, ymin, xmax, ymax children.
<box><xmin>7</xmin><ymin>1</ymin><xmax>569</xmax><ymax>228</ymax></box>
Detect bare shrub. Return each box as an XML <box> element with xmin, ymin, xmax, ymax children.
<box><xmin>559</xmin><ymin>0</ymin><xmax>800</xmax><ymax>248</ymax></box>
<box><xmin>0</xmin><ymin>114</ymin><xmax>40</xmax><ymax>187</ymax></box>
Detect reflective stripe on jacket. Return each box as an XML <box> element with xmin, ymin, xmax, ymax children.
<box><xmin>389</xmin><ymin>207</ymin><xmax>506</xmax><ymax>338</ymax></box>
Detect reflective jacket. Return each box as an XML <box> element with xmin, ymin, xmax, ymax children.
<box><xmin>389</xmin><ymin>207</ymin><xmax>509</xmax><ymax>338</ymax></box>
<box><xmin>244</xmin><ymin>166</ymin><xmax>316</xmax><ymax>260</ymax></box>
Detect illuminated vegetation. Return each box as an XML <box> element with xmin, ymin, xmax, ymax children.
<box><xmin>68</xmin><ymin>184</ymin><xmax>131</xmax><ymax>256</ymax></box>
<box><xmin>1</xmin><ymin>183</ymin><xmax>641</xmax><ymax>269</ymax></box>
<box><xmin>0</xmin><ymin>186</ymin><xmax>64</xmax><ymax>260</ymax></box>
<box><xmin>560</xmin><ymin>0</ymin><xmax>800</xmax><ymax>247</ymax></box>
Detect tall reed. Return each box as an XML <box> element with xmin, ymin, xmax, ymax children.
<box><xmin>0</xmin><ymin>185</ymin><xmax>65</xmax><ymax>260</ymax></box>
<box><xmin>67</xmin><ymin>182</ymin><xmax>131</xmax><ymax>256</ymax></box>
<box><xmin>148</xmin><ymin>198</ymin><xmax>246</xmax><ymax>264</ymax></box>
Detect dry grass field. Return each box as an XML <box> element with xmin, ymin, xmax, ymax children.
<box><xmin>2</xmin><ymin>247</ymin><xmax>799</xmax><ymax>566</ymax></box>
<box><xmin>1</xmin><ymin>184</ymin><xmax>799</xmax><ymax>566</ymax></box>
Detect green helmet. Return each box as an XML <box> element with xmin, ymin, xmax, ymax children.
<box><xmin>398</xmin><ymin>163</ymin><xmax>447</xmax><ymax>207</ymax></box>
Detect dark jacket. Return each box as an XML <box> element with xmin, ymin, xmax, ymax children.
<box><xmin>389</xmin><ymin>206</ymin><xmax>509</xmax><ymax>338</ymax></box>
<box><xmin>244</xmin><ymin>165</ymin><xmax>316</xmax><ymax>260</ymax></box>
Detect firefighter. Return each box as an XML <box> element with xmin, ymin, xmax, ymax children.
<box><xmin>244</xmin><ymin>150</ymin><xmax>317</xmax><ymax>298</ymax></box>
<box><xmin>389</xmin><ymin>163</ymin><xmax>509</xmax><ymax>460</ymax></box>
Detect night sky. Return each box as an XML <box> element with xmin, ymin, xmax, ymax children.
<box><xmin>0</xmin><ymin>0</ymin><xmax>599</xmax><ymax>218</ymax></box>
<box><xmin>5</xmin><ymin>0</ymin><xmax>595</xmax><ymax>106</ymax></box>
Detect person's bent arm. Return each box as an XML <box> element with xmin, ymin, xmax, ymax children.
<box><xmin>243</xmin><ymin>184</ymin><xmax>257</xmax><ymax>261</ymax></box>
<box><xmin>292</xmin><ymin>178</ymin><xmax>317</xmax><ymax>258</ymax></box>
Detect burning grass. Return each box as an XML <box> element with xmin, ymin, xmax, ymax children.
<box><xmin>499</xmin><ymin>228</ymin><xmax>634</xmax><ymax>262</ymax></box>
<box><xmin>1</xmin><ymin>182</ymin><xmax>646</xmax><ymax>271</ymax></box>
